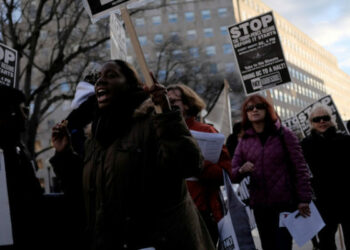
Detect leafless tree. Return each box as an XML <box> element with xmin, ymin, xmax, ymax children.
<box><xmin>0</xmin><ymin>0</ymin><xmax>112</xmax><ymax>155</ymax></box>
<box><xmin>145</xmin><ymin>35</ymin><xmax>245</xmax><ymax>112</ymax></box>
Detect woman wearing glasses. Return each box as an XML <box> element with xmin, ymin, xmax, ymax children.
<box><xmin>231</xmin><ymin>94</ymin><xmax>312</xmax><ymax>250</ymax></box>
<box><xmin>301</xmin><ymin>103</ymin><xmax>349</xmax><ymax>250</ymax></box>
<box><xmin>166</xmin><ymin>84</ymin><xmax>232</xmax><ymax>246</ymax></box>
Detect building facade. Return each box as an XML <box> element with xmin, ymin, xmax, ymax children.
<box><xmin>126</xmin><ymin>0</ymin><xmax>350</xmax><ymax>121</ymax></box>
<box><xmin>126</xmin><ymin>0</ymin><xmax>237</xmax><ymax>85</ymax></box>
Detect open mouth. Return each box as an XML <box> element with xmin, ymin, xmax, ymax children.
<box><xmin>96</xmin><ymin>89</ymin><xmax>109</xmax><ymax>103</ymax></box>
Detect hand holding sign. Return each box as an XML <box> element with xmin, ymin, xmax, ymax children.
<box><xmin>144</xmin><ymin>72</ymin><xmax>171</xmax><ymax>112</ymax></box>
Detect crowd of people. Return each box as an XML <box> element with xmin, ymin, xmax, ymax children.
<box><xmin>1</xmin><ymin>59</ymin><xmax>349</xmax><ymax>250</ymax></box>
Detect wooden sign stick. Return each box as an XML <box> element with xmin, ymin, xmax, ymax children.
<box><xmin>120</xmin><ymin>7</ymin><xmax>162</xmax><ymax>113</ymax></box>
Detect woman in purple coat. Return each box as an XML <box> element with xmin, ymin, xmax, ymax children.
<box><xmin>231</xmin><ymin>94</ymin><xmax>312</xmax><ymax>250</ymax></box>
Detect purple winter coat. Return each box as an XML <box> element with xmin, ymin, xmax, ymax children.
<box><xmin>231</xmin><ymin>122</ymin><xmax>312</xmax><ymax>208</ymax></box>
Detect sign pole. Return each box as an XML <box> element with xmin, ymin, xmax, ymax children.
<box><xmin>120</xmin><ymin>7</ymin><xmax>162</xmax><ymax>113</ymax></box>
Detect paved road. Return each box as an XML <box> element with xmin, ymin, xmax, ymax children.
<box><xmin>252</xmin><ymin>228</ymin><xmax>344</xmax><ymax>250</ymax></box>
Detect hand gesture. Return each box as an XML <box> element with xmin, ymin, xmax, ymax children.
<box><xmin>144</xmin><ymin>72</ymin><xmax>171</xmax><ymax>112</ymax></box>
<box><xmin>238</xmin><ymin>161</ymin><xmax>255</xmax><ymax>174</ymax></box>
<box><xmin>298</xmin><ymin>203</ymin><xmax>311</xmax><ymax>217</ymax></box>
<box><xmin>51</xmin><ymin>120</ymin><xmax>71</xmax><ymax>152</ymax></box>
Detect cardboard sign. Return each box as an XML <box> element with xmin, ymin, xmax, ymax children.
<box><xmin>0</xmin><ymin>149</ymin><xmax>13</xmax><ymax>246</ymax></box>
<box><xmin>82</xmin><ymin>0</ymin><xmax>131</xmax><ymax>22</ymax></box>
<box><xmin>228</xmin><ymin>12</ymin><xmax>291</xmax><ymax>95</ymax></box>
<box><xmin>282</xmin><ymin>116</ymin><xmax>304</xmax><ymax>141</ymax></box>
<box><xmin>0</xmin><ymin>43</ymin><xmax>17</xmax><ymax>88</ymax></box>
<box><xmin>110</xmin><ymin>13</ymin><xmax>127</xmax><ymax>60</ymax></box>
<box><xmin>296</xmin><ymin>95</ymin><xmax>349</xmax><ymax>137</ymax></box>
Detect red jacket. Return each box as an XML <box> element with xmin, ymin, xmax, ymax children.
<box><xmin>186</xmin><ymin>117</ymin><xmax>232</xmax><ymax>222</ymax></box>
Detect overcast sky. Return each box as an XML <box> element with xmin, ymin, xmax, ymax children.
<box><xmin>262</xmin><ymin>0</ymin><xmax>350</xmax><ymax>76</ymax></box>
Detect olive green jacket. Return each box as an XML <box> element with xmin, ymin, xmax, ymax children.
<box><xmin>51</xmin><ymin>99</ymin><xmax>215</xmax><ymax>250</ymax></box>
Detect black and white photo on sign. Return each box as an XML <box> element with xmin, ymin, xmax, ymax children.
<box><xmin>296</xmin><ymin>95</ymin><xmax>349</xmax><ymax>137</ymax></box>
<box><xmin>227</xmin><ymin>11</ymin><xmax>291</xmax><ymax>95</ymax></box>
<box><xmin>0</xmin><ymin>43</ymin><xmax>17</xmax><ymax>88</ymax></box>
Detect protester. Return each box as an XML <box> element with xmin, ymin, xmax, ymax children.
<box><xmin>48</xmin><ymin>63</ymin><xmax>101</xmax><ymax>249</ymax></box>
<box><xmin>0</xmin><ymin>85</ymin><xmax>44</xmax><ymax>250</ymax></box>
<box><xmin>231</xmin><ymin>94</ymin><xmax>312</xmax><ymax>250</ymax></box>
<box><xmin>225</xmin><ymin>121</ymin><xmax>242</xmax><ymax>158</ymax></box>
<box><xmin>50</xmin><ymin>60</ymin><xmax>215</xmax><ymax>250</ymax></box>
<box><xmin>301</xmin><ymin>103</ymin><xmax>349</xmax><ymax>250</ymax></box>
<box><xmin>166</xmin><ymin>83</ymin><xmax>232</xmax><ymax>245</ymax></box>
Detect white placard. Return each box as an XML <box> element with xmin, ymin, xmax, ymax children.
<box><xmin>0</xmin><ymin>149</ymin><xmax>13</xmax><ymax>246</ymax></box>
<box><xmin>190</xmin><ymin>130</ymin><xmax>225</xmax><ymax>164</ymax></box>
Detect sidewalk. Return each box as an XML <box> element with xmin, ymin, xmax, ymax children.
<box><xmin>252</xmin><ymin>228</ymin><xmax>344</xmax><ymax>250</ymax></box>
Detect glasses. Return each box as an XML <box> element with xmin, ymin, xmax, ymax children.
<box><xmin>245</xmin><ymin>103</ymin><xmax>266</xmax><ymax>112</ymax></box>
<box><xmin>312</xmin><ymin>115</ymin><xmax>331</xmax><ymax>123</ymax></box>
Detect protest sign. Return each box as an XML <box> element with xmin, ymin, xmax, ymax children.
<box><xmin>282</xmin><ymin>116</ymin><xmax>304</xmax><ymax>141</ymax></box>
<box><xmin>228</xmin><ymin>12</ymin><xmax>290</xmax><ymax>95</ymax></box>
<box><xmin>296</xmin><ymin>95</ymin><xmax>348</xmax><ymax>137</ymax></box>
<box><xmin>110</xmin><ymin>13</ymin><xmax>127</xmax><ymax>60</ymax></box>
<box><xmin>0</xmin><ymin>149</ymin><xmax>13</xmax><ymax>246</ymax></box>
<box><xmin>82</xmin><ymin>0</ymin><xmax>131</xmax><ymax>22</ymax></box>
<box><xmin>0</xmin><ymin>43</ymin><xmax>17</xmax><ymax>88</ymax></box>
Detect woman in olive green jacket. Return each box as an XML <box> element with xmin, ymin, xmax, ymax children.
<box><xmin>50</xmin><ymin>60</ymin><xmax>215</xmax><ymax>250</ymax></box>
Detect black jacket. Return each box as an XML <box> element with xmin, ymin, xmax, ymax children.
<box><xmin>0</xmin><ymin>142</ymin><xmax>43</xmax><ymax>250</ymax></box>
<box><xmin>301</xmin><ymin>127</ymin><xmax>350</xmax><ymax>210</ymax></box>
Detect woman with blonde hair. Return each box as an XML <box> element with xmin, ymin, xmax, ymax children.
<box><xmin>231</xmin><ymin>94</ymin><xmax>312</xmax><ymax>250</ymax></box>
<box><xmin>166</xmin><ymin>83</ymin><xmax>232</xmax><ymax>245</ymax></box>
<box><xmin>301</xmin><ymin>103</ymin><xmax>349</xmax><ymax>250</ymax></box>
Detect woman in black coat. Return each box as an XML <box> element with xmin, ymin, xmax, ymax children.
<box><xmin>301</xmin><ymin>103</ymin><xmax>349</xmax><ymax>250</ymax></box>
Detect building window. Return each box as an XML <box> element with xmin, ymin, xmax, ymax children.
<box><xmin>225</xmin><ymin>63</ymin><xmax>235</xmax><ymax>72</ymax></box>
<box><xmin>138</xmin><ymin>36</ymin><xmax>147</xmax><ymax>46</ymax></box>
<box><xmin>152</xmin><ymin>16</ymin><xmax>161</xmax><ymax>25</ymax></box>
<box><xmin>170</xmin><ymin>32</ymin><xmax>179</xmax><ymax>41</ymax></box>
<box><xmin>189</xmin><ymin>47</ymin><xmax>199</xmax><ymax>58</ymax></box>
<box><xmin>201</xmin><ymin>10</ymin><xmax>211</xmax><ymax>20</ymax></box>
<box><xmin>203</xmin><ymin>28</ymin><xmax>214</xmax><ymax>38</ymax></box>
<box><xmin>223</xmin><ymin>44</ymin><xmax>232</xmax><ymax>54</ymax></box>
<box><xmin>40</xmin><ymin>30</ymin><xmax>48</xmax><ymax>39</ymax></box>
<box><xmin>218</xmin><ymin>8</ymin><xmax>227</xmax><ymax>17</ymax></box>
<box><xmin>187</xmin><ymin>30</ymin><xmax>197</xmax><ymax>40</ymax></box>
<box><xmin>168</xmin><ymin>14</ymin><xmax>178</xmax><ymax>23</ymax></box>
<box><xmin>135</xmin><ymin>18</ymin><xmax>145</xmax><ymax>26</ymax></box>
<box><xmin>206</xmin><ymin>46</ymin><xmax>216</xmax><ymax>56</ymax></box>
<box><xmin>154</xmin><ymin>34</ymin><xmax>163</xmax><ymax>44</ymax></box>
<box><xmin>60</xmin><ymin>82</ymin><xmax>70</xmax><ymax>92</ymax></box>
<box><xmin>158</xmin><ymin>70</ymin><xmax>167</xmax><ymax>81</ymax></box>
<box><xmin>209</xmin><ymin>63</ymin><xmax>217</xmax><ymax>74</ymax></box>
<box><xmin>172</xmin><ymin>50</ymin><xmax>182</xmax><ymax>59</ymax></box>
<box><xmin>220</xmin><ymin>26</ymin><xmax>228</xmax><ymax>36</ymax></box>
<box><xmin>185</xmin><ymin>12</ymin><xmax>195</xmax><ymax>22</ymax></box>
